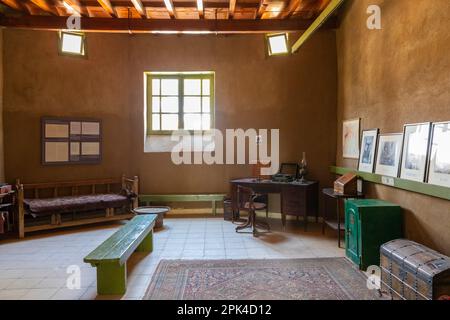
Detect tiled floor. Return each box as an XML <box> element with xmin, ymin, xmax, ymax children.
<box><xmin>0</xmin><ymin>216</ymin><xmax>344</xmax><ymax>300</ymax></box>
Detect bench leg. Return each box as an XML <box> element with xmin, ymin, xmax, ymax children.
<box><xmin>136</xmin><ymin>229</ymin><xmax>153</xmax><ymax>252</ymax></box>
<box><xmin>212</xmin><ymin>200</ymin><xmax>217</xmax><ymax>216</ymax></box>
<box><xmin>96</xmin><ymin>263</ymin><xmax>127</xmax><ymax>295</ymax></box>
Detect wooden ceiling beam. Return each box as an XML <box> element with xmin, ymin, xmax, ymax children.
<box><xmin>291</xmin><ymin>0</ymin><xmax>343</xmax><ymax>52</ymax></box>
<box><xmin>79</xmin><ymin>1</ymin><xmax>257</xmax><ymax>9</ymax></box>
<box><xmin>1</xmin><ymin>0</ymin><xmax>22</xmax><ymax>11</ymax></box>
<box><xmin>228</xmin><ymin>0</ymin><xmax>235</xmax><ymax>19</ymax></box>
<box><xmin>196</xmin><ymin>0</ymin><xmax>203</xmax><ymax>19</ymax></box>
<box><xmin>62</xmin><ymin>0</ymin><xmax>89</xmax><ymax>17</ymax></box>
<box><xmin>0</xmin><ymin>15</ymin><xmax>338</xmax><ymax>33</ymax></box>
<box><xmin>29</xmin><ymin>0</ymin><xmax>59</xmax><ymax>15</ymax></box>
<box><xmin>163</xmin><ymin>0</ymin><xmax>176</xmax><ymax>19</ymax></box>
<box><xmin>97</xmin><ymin>0</ymin><xmax>117</xmax><ymax>17</ymax></box>
<box><xmin>290</xmin><ymin>0</ymin><xmax>327</xmax><ymax>19</ymax></box>
<box><xmin>255</xmin><ymin>0</ymin><xmax>265</xmax><ymax>19</ymax></box>
<box><xmin>280</xmin><ymin>0</ymin><xmax>301</xmax><ymax>19</ymax></box>
<box><xmin>130</xmin><ymin>0</ymin><xmax>146</xmax><ymax>18</ymax></box>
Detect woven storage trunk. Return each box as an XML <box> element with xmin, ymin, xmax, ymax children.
<box><xmin>380</xmin><ymin>239</ymin><xmax>450</xmax><ymax>300</ymax></box>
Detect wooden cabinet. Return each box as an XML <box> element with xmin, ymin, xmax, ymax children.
<box><xmin>345</xmin><ymin>199</ymin><xmax>403</xmax><ymax>270</ymax></box>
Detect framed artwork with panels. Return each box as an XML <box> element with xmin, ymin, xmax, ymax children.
<box><xmin>42</xmin><ymin>117</ymin><xmax>102</xmax><ymax>165</ymax></box>
<box><xmin>427</xmin><ymin>121</ymin><xmax>450</xmax><ymax>187</ymax></box>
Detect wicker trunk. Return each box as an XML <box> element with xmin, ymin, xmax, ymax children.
<box><xmin>380</xmin><ymin>239</ymin><xmax>450</xmax><ymax>300</ymax></box>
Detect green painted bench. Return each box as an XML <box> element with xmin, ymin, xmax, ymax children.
<box><xmin>139</xmin><ymin>194</ymin><xmax>227</xmax><ymax>216</ymax></box>
<box><xmin>84</xmin><ymin>214</ymin><xmax>157</xmax><ymax>295</ymax></box>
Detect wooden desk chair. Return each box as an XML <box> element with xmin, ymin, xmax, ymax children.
<box><xmin>235</xmin><ymin>185</ymin><xmax>270</xmax><ymax>237</ymax></box>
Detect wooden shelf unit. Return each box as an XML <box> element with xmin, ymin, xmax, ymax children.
<box><xmin>0</xmin><ymin>191</ymin><xmax>16</xmax><ymax>239</ymax></box>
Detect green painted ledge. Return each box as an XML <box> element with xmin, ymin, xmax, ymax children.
<box><xmin>330</xmin><ymin>166</ymin><xmax>450</xmax><ymax>201</ymax></box>
<box><xmin>139</xmin><ymin>194</ymin><xmax>226</xmax><ymax>202</ymax></box>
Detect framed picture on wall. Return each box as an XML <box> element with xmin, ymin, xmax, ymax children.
<box><xmin>399</xmin><ymin>122</ymin><xmax>431</xmax><ymax>182</ymax></box>
<box><xmin>342</xmin><ymin>118</ymin><xmax>360</xmax><ymax>159</ymax></box>
<box><xmin>42</xmin><ymin>117</ymin><xmax>102</xmax><ymax>165</ymax></box>
<box><xmin>375</xmin><ymin>133</ymin><xmax>403</xmax><ymax>177</ymax></box>
<box><xmin>358</xmin><ymin>129</ymin><xmax>379</xmax><ymax>173</ymax></box>
<box><xmin>427</xmin><ymin>121</ymin><xmax>450</xmax><ymax>187</ymax></box>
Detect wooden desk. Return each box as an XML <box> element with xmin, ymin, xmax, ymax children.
<box><xmin>230</xmin><ymin>178</ymin><xmax>319</xmax><ymax>231</ymax></box>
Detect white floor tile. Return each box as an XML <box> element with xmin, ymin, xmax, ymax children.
<box><xmin>0</xmin><ymin>217</ymin><xmax>344</xmax><ymax>300</ymax></box>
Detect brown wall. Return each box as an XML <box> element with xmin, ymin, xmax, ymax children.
<box><xmin>0</xmin><ymin>28</ymin><xmax>3</xmax><ymax>182</ymax></box>
<box><xmin>337</xmin><ymin>0</ymin><xmax>450</xmax><ymax>255</ymax></box>
<box><xmin>3</xmin><ymin>29</ymin><xmax>337</xmax><ymax>195</ymax></box>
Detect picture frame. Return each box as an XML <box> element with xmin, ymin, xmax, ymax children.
<box><xmin>399</xmin><ymin>122</ymin><xmax>431</xmax><ymax>182</ymax></box>
<box><xmin>342</xmin><ymin>118</ymin><xmax>360</xmax><ymax>159</ymax></box>
<box><xmin>358</xmin><ymin>128</ymin><xmax>379</xmax><ymax>173</ymax></box>
<box><xmin>42</xmin><ymin>117</ymin><xmax>102</xmax><ymax>165</ymax></box>
<box><xmin>427</xmin><ymin>121</ymin><xmax>450</xmax><ymax>187</ymax></box>
<box><xmin>375</xmin><ymin>133</ymin><xmax>403</xmax><ymax>177</ymax></box>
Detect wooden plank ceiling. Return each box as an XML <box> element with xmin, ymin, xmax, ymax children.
<box><xmin>0</xmin><ymin>0</ymin><xmax>336</xmax><ymax>33</ymax></box>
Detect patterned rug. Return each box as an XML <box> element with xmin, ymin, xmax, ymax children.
<box><xmin>144</xmin><ymin>258</ymin><xmax>381</xmax><ymax>300</ymax></box>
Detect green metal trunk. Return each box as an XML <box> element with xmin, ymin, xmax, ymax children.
<box><xmin>345</xmin><ymin>199</ymin><xmax>403</xmax><ymax>270</ymax></box>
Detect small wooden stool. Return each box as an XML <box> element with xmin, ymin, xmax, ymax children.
<box><xmin>133</xmin><ymin>206</ymin><xmax>171</xmax><ymax>229</ymax></box>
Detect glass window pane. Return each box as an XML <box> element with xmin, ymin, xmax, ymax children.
<box><xmin>202</xmin><ymin>97</ymin><xmax>210</xmax><ymax>113</ymax></box>
<box><xmin>184</xmin><ymin>114</ymin><xmax>202</xmax><ymax>130</ymax></box>
<box><xmin>202</xmin><ymin>79</ymin><xmax>210</xmax><ymax>95</ymax></box>
<box><xmin>202</xmin><ymin>114</ymin><xmax>211</xmax><ymax>130</ymax></box>
<box><xmin>152</xmin><ymin>97</ymin><xmax>160</xmax><ymax>112</ymax></box>
<box><xmin>152</xmin><ymin>79</ymin><xmax>160</xmax><ymax>95</ymax></box>
<box><xmin>152</xmin><ymin>114</ymin><xmax>160</xmax><ymax>130</ymax></box>
<box><xmin>161</xmin><ymin>114</ymin><xmax>178</xmax><ymax>130</ymax></box>
<box><xmin>184</xmin><ymin>97</ymin><xmax>201</xmax><ymax>113</ymax></box>
<box><xmin>161</xmin><ymin>97</ymin><xmax>178</xmax><ymax>113</ymax></box>
<box><xmin>161</xmin><ymin>79</ymin><xmax>179</xmax><ymax>95</ymax></box>
<box><xmin>184</xmin><ymin>79</ymin><xmax>201</xmax><ymax>95</ymax></box>
<box><xmin>61</xmin><ymin>33</ymin><xmax>84</xmax><ymax>55</ymax></box>
<box><xmin>268</xmin><ymin>34</ymin><xmax>288</xmax><ymax>55</ymax></box>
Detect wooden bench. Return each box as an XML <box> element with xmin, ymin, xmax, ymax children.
<box><xmin>16</xmin><ymin>175</ymin><xmax>139</xmax><ymax>238</ymax></box>
<box><xmin>139</xmin><ymin>194</ymin><xmax>227</xmax><ymax>216</ymax></box>
<box><xmin>84</xmin><ymin>214</ymin><xmax>157</xmax><ymax>295</ymax></box>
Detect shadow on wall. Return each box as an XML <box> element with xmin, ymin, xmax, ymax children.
<box><xmin>367</xmin><ymin>183</ymin><xmax>439</xmax><ymax>251</ymax></box>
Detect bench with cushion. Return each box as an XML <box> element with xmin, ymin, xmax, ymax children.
<box><xmin>24</xmin><ymin>193</ymin><xmax>130</xmax><ymax>217</ymax></box>
<box><xmin>16</xmin><ymin>175</ymin><xmax>139</xmax><ymax>238</ymax></box>
<box><xmin>84</xmin><ymin>214</ymin><xmax>157</xmax><ymax>295</ymax></box>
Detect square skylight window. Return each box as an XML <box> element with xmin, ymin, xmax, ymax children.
<box><xmin>267</xmin><ymin>33</ymin><xmax>289</xmax><ymax>56</ymax></box>
<box><xmin>59</xmin><ymin>31</ymin><xmax>86</xmax><ymax>56</ymax></box>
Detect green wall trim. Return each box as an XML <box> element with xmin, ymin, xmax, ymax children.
<box><xmin>139</xmin><ymin>194</ymin><xmax>226</xmax><ymax>202</ymax></box>
<box><xmin>330</xmin><ymin>166</ymin><xmax>450</xmax><ymax>201</ymax></box>
<box><xmin>291</xmin><ymin>0</ymin><xmax>345</xmax><ymax>53</ymax></box>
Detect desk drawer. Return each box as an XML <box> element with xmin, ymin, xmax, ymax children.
<box><xmin>282</xmin><ymin>188</ymin><xmax>306</xmax><ymax>215</ymax></box>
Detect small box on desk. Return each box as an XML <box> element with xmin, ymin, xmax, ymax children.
<box><xmin>334</xmin><ymin>173</ymin><xmax>357</xmax><ymax>195</ymax></box>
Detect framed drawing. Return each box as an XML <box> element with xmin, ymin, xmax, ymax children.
<box><xmin>343</xmin><ymin>118</ymin><xmax>360</xmax><ymax>159</ymax></box>
<box><xmin>358</xmin><ymin>129</ymin><xmax>379</xmax><ymax>173</ymax></box>
<box><xmin>42</xmin><ymin>117</ymin><xmax>102</xmax><ymax>165</ymax></box>
<box><xmin>427</xmin><ymin>121</ymin><xmax>450</xmax><ymax>187</ymax></box>
<box><xmin>399</xmin><ymin>122</ymin><xmax>431</xmax><ymax>182</ymax></box>
<box><xmin>375</xmin><ymin>133</ymin><xmax>403</xmax><ymax>177</ymax></box>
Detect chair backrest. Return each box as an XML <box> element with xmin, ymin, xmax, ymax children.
<box><xmin>237</xmin><ymin>185</ymin><xmax>256</xmax><ymax>210</ymax></box>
